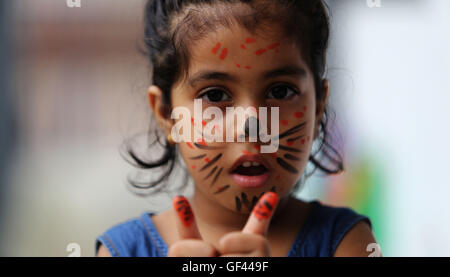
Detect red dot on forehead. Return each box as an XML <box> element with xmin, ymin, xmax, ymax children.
<box><xmin>212</xmin><ymin>42</ymin><xmax>221</xmax><ymax>54</ymax></box>
<box><xmin>267</xmin><ymin>42</ymin><xmax>280</xmax><ymax>50</ymax></box>
<box><xmin>240</xmin><ymin>44</ymin><xmax>247</xmax><ymax>50</ymax></box>
<box><xmin>220</xmin><ymin>48</ymin><xmax>228</xmax><ymax>60</ymax></box>
<box><xmin>255</xmin><ymin>49</ymin><xmax>267</xmax><ymax>55</ymax></box>
<box><xmin>245</xmin><ymin>37</ymin><xmax>256</xmax><ymax>43</ymax></box>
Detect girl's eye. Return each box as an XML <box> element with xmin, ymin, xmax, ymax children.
<box><xmin>267</xmin><ymin>85</ymin><xmax>298</xmax><ymax>100</ymax></box>
<box><xmin>198</xmin><ymin>89</ymin><xmax>231</xmax><ymax>103</ymax></box>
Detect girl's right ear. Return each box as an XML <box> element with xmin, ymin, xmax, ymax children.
<box><xmin>147</xmin><ymin>85</ymin><xmax>173</xmax><ymax>137</ymax></box>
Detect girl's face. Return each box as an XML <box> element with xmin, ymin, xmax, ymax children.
<box><xmin>166</xmin><ymin>24</ymin><xmax>325</xmax><ymax>214</ymax></box>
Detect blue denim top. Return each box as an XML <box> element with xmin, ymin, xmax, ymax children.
<box><xmin>95</xmin><ymin>200</ymin><xmax>372</xmax><ymax>257</ymax></box>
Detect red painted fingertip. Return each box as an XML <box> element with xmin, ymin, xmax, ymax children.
<box><xmin>173</xmin><ymin>196</ymin><xmax>194</xmax><ymax>228</ymax></box>
<box><xmin>253</xmin><ymin>192</ymin><xmax>278</xmax><ymax>220</ymax></box>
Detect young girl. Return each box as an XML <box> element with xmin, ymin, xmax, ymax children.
<box><xmin>96</xmin><ymin>0</ymin><xmax>378</xmax><ymax>257</ymax></box>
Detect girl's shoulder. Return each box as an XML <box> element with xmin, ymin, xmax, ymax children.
<box><xmin>288</xmin><ymin>199</ymin><xmax>373</xmax><ymax>257</ymax></box>
<box><xmin>95</xmin><ymin>212</ymin><xmax>168</xmax><ymax>257</ymax></box>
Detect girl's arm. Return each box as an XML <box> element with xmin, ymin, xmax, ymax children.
<box><xmin>96</xmin><ymin>244</ymin><xmax>112</xmax><ymax>257</ymax></box>
<box><xmin>333</xmin><ymin>221</ymin><xmax>381</xmax><ymax>257</ymax></box>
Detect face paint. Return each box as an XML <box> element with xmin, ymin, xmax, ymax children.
<box><xmin>242</xmin><ymin>150</ymin><xmax>255</xmax><ymax>155</ymax></box>
<box><xmin>219</xmin><ymin>48</ymin><xmax>228</xmax><ymax>60</ymax></box>
<box><xmin>244</xmin><ymin>116</ymin><xmax>259</xmax><ymax>140</ymax></box>
<box><xmin>276</xmin><ymin>157</ymin><xmax>299</xmax><ymax>174</ymax></box>
<box><xmin>284</xmin><ymin>153</ymin><xmax>300</xmax><ymax>161</ymax></box>
<box><xmin>277</xmin><ymin>121</ymin><xmax>307</xmax><ymax>140</ymax></box>
<box><xmin>245</xmin><ymin>37</ymin><xmax>256</xmax><ymax>43</ymax></box>
<box><xmin>186</xmin><ymin>142</ymin><xmax>195</xmax><ymax>149</ymax></box>
<box><xmin>294</xmin><ymin>112</ymin><xmax>304</xmax><ymax>118</ymax></box>
<box><xmin>210</xmin><ymin>167</ymin><xmax>223</xmax><ymax>187</ymax></box>
<box><xmin>267</xmin><ymin>42</ymin><xmax>280</xmax><ymax>50</ymax></box>
<box><xmin>204</xmin><ymin>166</ymin><xmax>218</xmax><ymax>180</ymax></box>
<box><xmin>255</xmin><ymin>49</ymin><xmax>267</xmax><ymax>55</ymax></box>
<box><xmin>211</xmin><ymin>42</ymin><xmax>221</xmax><ymax>54</ymax></box>
<box><xmin>173</xmin><ymin>196</ymin><xmax>194</xmax><ymax>227</ymax></box>
<box><xmin>199</xmin><ymin>153</ymin><xmax>222</xmax><ymax>172</ymax></box>
<box><xmin>278</xmin><ymin>144</ymin><xmax>303</xmax><ymax>153</ymax></box>
<box><xmin>234</xmin><ymin>187</ymin><xmax>277</xmax><ymax>212</ymax></box>
<box><xmin>190</xmin><ymin>154</ymin><xmax>207</xmax><ymax>160</ymax></box>
<box><xmin>194</xmin><ymin>142</ymin><xmax>223</xmax><ymax>150</ymax></box>
<box><xmin>287</xmin><ymin>135</ymin><xmax>305</xmax><ymax>146</ymax></box>
<box><xmin>214</xmin><ymin>185</ymin><xmax>230</xmax><ymax>195</ymax></box>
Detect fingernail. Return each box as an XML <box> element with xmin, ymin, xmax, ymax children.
<box><xmin>173</xmin><ymin>195</ymin><xmax>194</xmax><ymax>227</ymax></box>
<box><xmin>253</xmin><ymin>192</ymin><xmax>278</xmax><ymax>221</ymax></box>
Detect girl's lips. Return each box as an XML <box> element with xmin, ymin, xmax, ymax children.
<box><xmin>229</xmin><ymin>154</ymin><xmax>271</xmax><ymax>173</ymax></box>
<box><xmin>231</xmin><ymin>172</ymin><xmax>270</xmax><ymax>188</ymax></box>
<box><xmin>229</xmin><ymin>154</ymin><xmax>271</xmax><ymax>189</ymax></box>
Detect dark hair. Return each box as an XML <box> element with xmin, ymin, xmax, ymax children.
<box><xmin>123</xmin><ymin>0</ymin><xmax>344</xmax><ymax>196</ymax></box>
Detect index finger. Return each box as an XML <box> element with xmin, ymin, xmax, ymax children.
<box><xmin>242</xmin><ymin>192</ymin><xmax>279</xmax><ymax>236</ymax></box>
<box><xmin>173</xmin><ymin>196</ymin><xmax>202</xmax><ymax>240</ymax></box>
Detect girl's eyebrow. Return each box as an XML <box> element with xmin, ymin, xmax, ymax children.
<box><xmin>188</xmin><ymin>65</ymin><xmax>307</xmax><ymax>88</ymax></box>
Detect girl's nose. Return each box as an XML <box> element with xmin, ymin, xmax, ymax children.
<box><xmin>244</xmin><ymin>116</ymin><xmax>260</xmax><ymax>140</ymax></box>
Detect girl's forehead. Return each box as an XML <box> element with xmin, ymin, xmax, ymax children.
<box><xmin>185</xmin><ymin>26</ymin><xmax>307</xmax><ymax>83</ymax></box>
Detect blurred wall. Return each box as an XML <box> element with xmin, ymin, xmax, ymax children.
<box><xmin>298</xmin><ymin>0</ymin><xmax>450</xmax><ymax>256</ymax></box>
<box><xmin>0</xmin><ymin>0</ymin><xmax>164</xmax><ymax>257</ymax></box>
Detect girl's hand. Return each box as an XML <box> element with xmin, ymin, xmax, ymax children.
<box><xmin>168</xmin><ymin>196</ymin><xmax>218</xmax><ymax>257</ymax></box>
<box><xmin>217</xmin><ymin>192</ymin><xmax>279</xmax><ymax>257</ymax></box>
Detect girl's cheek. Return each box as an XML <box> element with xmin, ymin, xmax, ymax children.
<box><xmin>180</xmin><ymin>141</ymin><xmax>227</xmax><ymax>191</ymax></box>
<box><xmin>269</xmin><ymin>104</ymin><xmax>313</xmax><ymax>175</ymax></box>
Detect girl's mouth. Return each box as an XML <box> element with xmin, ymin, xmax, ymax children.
<box><xmin>230</xmin><ymin>155</ymin><xmax>271</xmax><ymax>188</ymax></box>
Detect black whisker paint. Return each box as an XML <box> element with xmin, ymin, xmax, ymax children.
<box><xmin>204</xmin><ymin>166</ymin><xmax>218</xmax><ymax>180</ymax></box>
<box><xmin>279</xmin><ymin>145</ymin><xmax>303</xmax><ymax>153</ymax></box>
<box><xmin>200</xmin><ymin>153</ymin><xmax>223</xmax><ymax>172</ymax></box>
<box><xmin>194</xmin><ymin>143</ymin><xmax>223</xmax><ymax>150</ymax></box>
<box><xmin>214</xmin><ymin>185</ymin><xmax>230</xmax><ymax>195</ymax></box>
<box><xmin>235</xmin><ymin>197</ymin><xmax>242</xmax><ymax>212</ymax></box>
<box><xmin>276</xmin><ymin>157</ymin><xmax>299</xmax><ymax>174</ymax></box>
<box><xmin>251</xmin><ymin>196</ymin><xmax>259</xmax><ymax>211</ymax></box>
<box><xmin>190</xmin><ymin>154</ymin><xmax>207</xmax><ymax>160</ymax></box>
<box><xmin>210</xmin><ymin>167</ymin><xmax>223</xmax><ymax>187</ymax></box>
<box><xmin>277</xmin><ymin>122</ymin><xmax>307</xmax><ymax>140</ymax></box>
<box><xmin>286</xmin><ymin>135</ymin><xmax>304</xmax><ymax>143</ymax></box>
<box><xmin>241</xmin><ymin>193</ymin><xmax>250</xmax><ymax>210</ymax></box>
<box><xmin>284</xmin><ymin>153</ymin><xmax>300</xmax><ymax>161</ymax></box>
